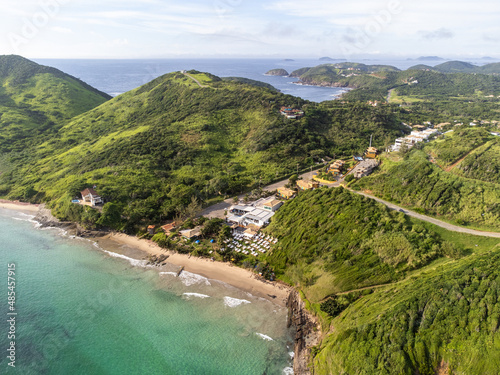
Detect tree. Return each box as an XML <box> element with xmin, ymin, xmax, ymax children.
<box><xmin>289</xmin><ymin>174</ymin><xmax>298</xmax><ymax>187</ymax></box>
<box><xmin>97</xmin><ymin>202</ymin><xmax>122</xmax><ymax>229</ymax></box>
<box><xmin>201</xmin><ymin>218</ymin><xmax>224</xmax><ymax>238</ymax></box>
<box><xmin>344</xmin><ymin>174</ymin><xmax>355</xmax><ymax>183</ymax></box>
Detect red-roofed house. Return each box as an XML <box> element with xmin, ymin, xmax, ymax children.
<box><xmin>81</xmin><ymin>188</ymin><xmax>102</xmax><ymax>206</ymax></box>
<box><xmin>161</xmin><ymin>222</ymin><xmax>178</xmax><ymax>235</ymax></box>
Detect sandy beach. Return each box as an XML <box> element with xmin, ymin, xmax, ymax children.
<box><xmin>0</xmin><ymin>199</ymin><xmax>291</xmax><ymax>306</ymax></box>
<box><xmin>100</xmin><ymin>232</ymin><xmax>292</xmax><ymax>307</ymax></box>
<box><xmin>0</xmin><ymin>199</ymin><xmax>40</xmax><ymax>213</ymax></box>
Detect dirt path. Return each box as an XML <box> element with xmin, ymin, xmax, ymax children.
<box><xmin>183</xmin><ymin>72</ymin><xmax>209</xmax><ymax>88</ymax></box>
<box><xmin>444</xmin><ymin>151</ymin><xmax>471</xmax><ymax>172</ymax></box>
<box><xmin>201</xmin><ymin>169</ymin><xmax>500</xmax><ymax>238</ymax></box>
<box><xmin>387</xmin><ymin>88</ymin><xmax>395</xmax><ymax>103</ymax></box>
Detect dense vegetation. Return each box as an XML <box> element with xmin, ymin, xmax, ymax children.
<box><xmin>352</xmin><ymin>149</ymin><xmax>500</xmax><ymax>231</ymax></box>
<box><xmin>409</xmin><ymin>60</ymin><xmax>500</xmax><ymax>74</ymax></box>
<box><xmin>264</xmin><ymin>188</ymin><xmax>471</xmax><ymax>300</ymax></box>
<box><xmin>424</xmin><ymin>127</ymin><xmax>500</xmax><ymax>184</ymax></box>
<box><xmin>262</xmin><ymin>188</ymin><xmax>500</xmax><ymax>375</ymax></box>
<box><xmin>0</xmin><ymin>55</ymin><xmax>111</xmax><ymax>153</ymax></box>
<box><xmin>288</xmin><ymin>62</ymin><xmax>500</xmax><ymax>125</ymax></box>
<box><xmin>313</xmin><ymin>249</ymin><xmax>500</xmax><ymax>374</ymax></box>
<box><xmin>0</xmin><ymin>60</ymin><xmax>407</xmax><ymax>232</ymax></box>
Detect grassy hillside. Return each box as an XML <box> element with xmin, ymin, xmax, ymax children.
<box><xmin>263</xmin><ymin>188</ymin><xmax>496</xmax><ymax>300</ymax></box>
<box><xmin>0</xmin><ymin>68</ymin><xmax>406</xmax><ymax>231</ymax></box>
<box><xmin>262</xmin><ymin>188</ymin><xmax>500</xmax><ymax>374</ymax></box>
<box><xmin>351</xmin><ymin>149</ymin><xmax>500</xmax><ymax>231</ymax></box>
<box><xmin>422</xmin><ymin>127</ymin><xmax>500</xmax><ymax>184</ymax></box>
<box><xmin>290</xmin><ymin>63</ymin><xmax>399</xmax><ymax>89</ymax></box>
<box><xmin>0</xmin><ymin>55</ymin><xmax>111</xmax><ymax>153</ymax></box>
<box><xmin>313</xmin><ymin>248</ymin><xmax>500</xmax><ymax>375</ymax></box>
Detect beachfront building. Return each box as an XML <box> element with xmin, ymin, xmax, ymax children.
<box><xmin>277</xmin><ymin>187</ymin><xmax>295</xmax><ymax>200</ymax></box>
<box><xmin>180</xmin><ymin>226</ymin><xmax>202</xmax><ymax>240</ymax></box>
<box><xmin>147</xmin><ymin>225</ymin><xmax>156</xmax><ymax>235</ymax></box>
<box><xmin>161</xmin><ymin>222</ymin><xmax>177</xmax><ymax>235</ymax></box>
<box><xmin>296</xmin><ymin>179</ymin><xmax>320</xmax><ymax>191</ymax></box>
<box><xmin>81</xmin><ymin>188</ymin><xmax>102</xmax><ymax>206</ymax></box>
<box><xmin>227</xmin><ymin>206</ymin><xmax>275</xmax><ymax>228</ymax></box>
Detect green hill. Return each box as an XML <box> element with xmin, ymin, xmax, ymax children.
<box><xmin>0</xmin><ymin>55</ymin><xmax>110</xmax><ymax>154</ymax></box>
<box><xmin>261</xmin><ymin>187</ymin><xmax>500</xmax><ymax>374</ymax></box>
<box><xmin>433</xmin><ymin>60</ymin><xmax>478</xmax><ymax>73</ymax></box>
<box><xmin>0</xmin><ymin>66</ymin><xmax>406</xmax><ymax>231</ymax></box>
<box><xmin>351</xmin><ymin>148</ymin><xmax>500</xmax><ymax>231</ymax></box>
<box><xmin>221</xmin><ymin>76</ymin><xmax>278</xmax><ymax>91</ymax></box>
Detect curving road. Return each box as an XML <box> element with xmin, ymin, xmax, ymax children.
<box><xmin>350</xmin><ymin>190</ymin><xmax>500</xmax><ymax>238</ymax></box>
<box><xmin>200</xmin><ymin>171</ymin><xmax>500</xmax><ymax>239</ymax></box>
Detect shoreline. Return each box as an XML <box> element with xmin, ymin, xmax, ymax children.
<box><xmin>0</xmin><ymin>199</ymin><xmax>291</xmax><ymax>306</ymax></box>
<box><xmin>98</xmin><ymin>232</ymin><xmax>292</xmax><ymax>307</ymax></box>
<box><xmin>1</xmin><ymin>199</ymin><xmax>313</xmax><ymax>372</ymax></box>
<box><xmin>0</xmin><ymin>199</ymin><xmax>40</xmax><ymax>213</ymax></box>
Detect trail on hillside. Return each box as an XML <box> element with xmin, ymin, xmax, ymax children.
<box><xmin>183</xmin><ymin>72</ymin><xmax>209</xmax><ymax>88</ymax></box>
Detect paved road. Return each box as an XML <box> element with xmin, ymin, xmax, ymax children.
<box><xmin>352</xmin><ymin>190</ymin><xmax>500</xmax><ymax>238</ymax></box>
<box><xmin>200</xmin><ymin>169</ymin><xmax>326</xmax><ymax>219</ymax></box>
<box><xmin>201</xmin><ymin>171</ymin><xmax>500</xmax><ymax>238</ymax></box>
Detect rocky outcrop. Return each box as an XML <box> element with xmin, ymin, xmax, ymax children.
<box><xmin>265</xmin><ymin>68</ymin><xmax>289</xmax><ymax>76</ymax></box>
<box><xmin>287</xmin><ymin>291</ymin><xmax>320</xmax><ymax>375</ymax></box>
<box><xmin>146</xmin><ymin>254</ymin><xmax>169</xmax><ymax>266</ymax></box>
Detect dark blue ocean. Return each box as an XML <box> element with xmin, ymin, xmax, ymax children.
<box><xmin>33</xmin><ymin>57</ymin><xmax>495</xmax><ymax>102</ymax></box>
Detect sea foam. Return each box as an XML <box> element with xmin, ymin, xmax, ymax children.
<box><xmin>223</xmin><ymin>296</ymin><xmax>251</xmax><ymax>307</ymax></box>
<box><xmin>183</xmin><ymin>293</ymin><xmax>211</xmax><ymax>299</ymax></box>
<box><xmin>178</xmin><ymin>271</ymin><xmax>211</xmax><ymax>286</ymax></box>
<box><xmin>256</xmin><ymin>333</ymin><xmax>274</xmax><ymax>341</ymax></box>
<box><xmin>103</xmin><ymin>250</ymin><xmax>148</xmax><ymax>267</ymax></box>
<box><xmin>283</xmin><ymin>367</ymin><xmax>294</xmax><ymax>375</ymax></box>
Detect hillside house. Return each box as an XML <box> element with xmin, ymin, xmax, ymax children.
<box><xmin>257</xmin><ymin>198</ymin><xmax>283</xmax><ymax>212</ymax></box>
<box><xmin>280</xmin><ymin>106</ymin><xmax>304</xmax><ymax>119</ymax></box>
<box><xmin>365</xmin><ymin>147</ymin><xmax>378</xmax><ymax>159</ymax></box>
<box><xmin>328</xmin><ymin>160</ymin><xmax>346</xmax><ymax>176</ymax></box>
<box><xmin>390</xmin><ymin>128</ymin><xmax>438</xmax><ymax>152</ymax></box>
<box><xmin>296</xmin><ymin>179</ymin><xmax>320</xmax><ymax>191</ymax></box>
<box><xmin>352</xmin><ymin>159</ymin><xmax>379</xmax><ymax>178</ymax></box>
<box><xmin>81</xmin><ymin>188</ymin><xmax>102</xmax><ymax>206</ymax></box>
<box><xmin>277</xmin><ymin>187</ymin><xmax>295</xmax><ymax>199</ymax></box>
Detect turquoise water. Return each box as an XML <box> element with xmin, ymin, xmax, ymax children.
<box><xmin>0</xmin><ymin>209</ymin><xmax>293</xmax><ymax>374</ymax></box>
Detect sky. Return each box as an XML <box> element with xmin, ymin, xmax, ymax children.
<box><xmin>0</xmin><ymin>0</ymin><xmax>499</xmax><ymax>59</ymax></box>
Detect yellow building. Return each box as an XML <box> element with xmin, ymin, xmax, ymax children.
<box><xmin>296</xmin><ymin>179</ymin><xmax>320</xmax><ymax>190</ymax></box>
<box><xmin>365</xmin><ymin>147</ymin><xmax>378</xmax><ymax>159</ymax></box>
<box><xmin>328</xmin><ymin>160</ymin><xmax>346</xmax><ymax>176</ymax></box>
<box><xmin>277</xmin><ymin>187</ymin><xmax>295</xmax><ymax>199</ymax></box>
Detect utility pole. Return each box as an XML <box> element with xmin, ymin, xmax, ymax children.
<box><xmin>296</xmin><ymin>163</ymin><xmax>299</xmax><ymax>175</ymax></box>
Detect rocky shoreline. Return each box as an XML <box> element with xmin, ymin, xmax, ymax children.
<box><xmin>287</xmin><ymin>291</ymin><xmax>320</xmax><ymax>374</ymax></box>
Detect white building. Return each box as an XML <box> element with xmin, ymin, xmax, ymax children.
<box><xmin>390</xmin><ymin>128</ymin><xmax>438</xmax><ymax>152</ymax></box>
